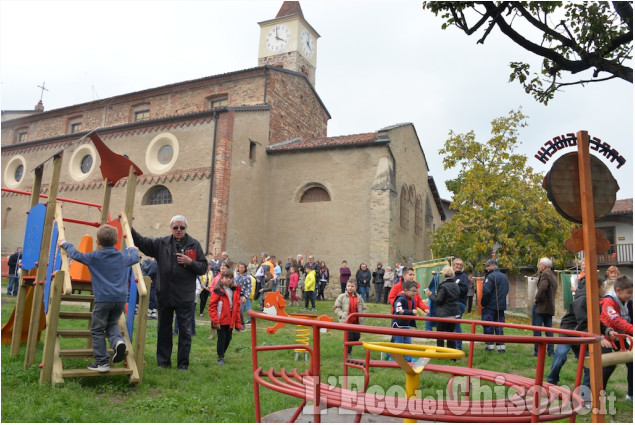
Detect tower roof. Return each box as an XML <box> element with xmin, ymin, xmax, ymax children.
<box><xmin>276</xmin><ymin>1</ymin><xmax>303</xmax><ymax>18</ymax></box>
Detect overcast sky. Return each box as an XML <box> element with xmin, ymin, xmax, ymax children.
<box><xmin>1</xmin><ymin>0</ymin><xmax>633</xmax><ymax>201</ymax></box>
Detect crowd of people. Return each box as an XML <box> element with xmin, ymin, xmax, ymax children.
<box><xmin>45</xmin><ymin>213</ymin><xmax>630</xmax><ymax>404</ymax></box>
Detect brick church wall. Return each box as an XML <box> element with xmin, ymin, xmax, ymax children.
<box><xmin>266</xmin><ymin>69</ymin><xmax>328</xmax><ymax>144</ymax></box>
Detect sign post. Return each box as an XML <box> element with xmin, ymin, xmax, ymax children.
<box><xmin>576</xmin><ymin>131</ymin><xmax>604</xmax><ymax>422</ymax></box>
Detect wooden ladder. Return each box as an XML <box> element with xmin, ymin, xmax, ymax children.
<box><xmin>39</xmin><ymin>274</ymin><xmax>141</xmax><ymax>385</ymax></box>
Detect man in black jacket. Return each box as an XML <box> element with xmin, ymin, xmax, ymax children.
<box><xmin>131</xmin><ymin>215</ymin><xmax>208</xmax><ymax>371</ymax></box>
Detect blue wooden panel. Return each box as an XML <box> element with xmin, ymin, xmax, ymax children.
<box><xmin>126</xmin><ymin>268</ymin><xmax>137</xmax><ymax>342</ymax></box>
<box><xmin>43</xmin><ymin>222</ymin><xmax>59</xmax><ymax>313</ymax></box>
<box><xmin>21</xmin><ymin>203</ymin><xmax>46</xmax><ymax>270</ymax></box>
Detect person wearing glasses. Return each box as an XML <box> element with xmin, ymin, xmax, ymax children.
<box><xmin>131</xmin><ymin>215</ymin><xmax>208</xmax><ymax>371</ymax></box>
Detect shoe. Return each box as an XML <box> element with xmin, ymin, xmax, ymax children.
<box><xmin>626</xmin><ymin>394</ymin><xmax>633</xmax><ymax>402</ymax></box>
<box><xmin>199</xmin><ymin>313</ymin><xmax>203</xmax><ymax>317</ymax></box>
<box><xmin>301</xmin><ymin>308</ymin><xmax>307</xmax><ymax>311</ymax></box>
<box><xmin>310</xmin><ymin>308</ymin><xmax>316</xmax><ymax>311</ymax></box>
<box><xmin>498</xmin><ymin>349</ymin><xmax>506</xmax><ymax>353</ymax></box>
<box><xmin>87</xmin><ymin>363</ymin><xmax>110</xmax><ymax>372</ymax></box>
<box><xmin>218</xmin><ymin>358</ymin><xmax>224</xmax><ymax>366</ymax></box>
<box><xmin>485</xmin><ymin>345</ymin><xmax>494</xmax><ymax>352</ymax></box>
<box><xmin>112</xmin><ymin>341</ymin><xmax>126</xmax><ymax>363</ymax></box>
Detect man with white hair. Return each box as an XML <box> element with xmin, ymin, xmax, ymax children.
<box><xmin>131</xmin><ymin>215</ymin><xmax>208</xmax><ymax>370</ymax></box>
<box><xmin>533</xmin><ymin>257</ymin><xmax>558</xmax><ymax>356</ymax></box>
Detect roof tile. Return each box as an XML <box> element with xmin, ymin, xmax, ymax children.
<box><xmin>267</xmin><ymin>132</ymin><xmax>380</xmax><ymax>152</ymax></box>
<box><xmin>609</xmin><ymin>198</ymin><xmax>633</xmax><ymax>215</ymax></box>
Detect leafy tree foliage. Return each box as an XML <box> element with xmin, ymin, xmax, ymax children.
<box><xmin>423</xmin><ymin>1</ymin><xmax>633</xmax><ymax>104</ymax></box>
<box><xmin>430</xmin><ymin>109</ymin><xmax>574</xmax><ymax>272</ymax></box>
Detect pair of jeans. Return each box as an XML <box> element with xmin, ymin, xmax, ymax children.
<box><xmin>358</xmin><ymin>285</ymin><xmax>369</xmax><ymax>302</ymax></box>
<box><xmin>158</xmin><ymin>304</ymin><xmax>194</xmax><ymax>370</ymax></box>
<box><xmin>531</xmin><ymin>305</ymin><xmax>554</xmax><ymax>355</ymax></box>
<box><xmin>453</xmin><ymin>302</ymin><xmax>466</xmax><ymax>350</ymax></box>
<box><xmin>481</xmin><ymin>308</ymin><xmax>505</xmax><ymax>345</ymax></box>
<box><xmin>392</xmin><ymin>329</ymin><xmax>414</xmax><ymax>362</ymax></box>
<box><xmin>91</xmin><ymin>302</ymin><xmax>125</xmax><ymax>365</ymax></box>
<box><xmin>240</xmin><ymin>298</ymin><xmax>252</xmax><ymax>324</ymax></box>
<box><xmin>374</xmin><ymin>283</ymin><xmax>383</xmax><ymax>303</ymax></box>
<box><xmin>425</xmin><ymin>315</ymin><xmax>437</xmax><ymax>331</ymax></box>
<box><xmin>149</xmin><ymin>283</ymin><xmax>158</xmax><ymax>311</ymax></box>
<box><xmin>547</xmin><ymin>343</ymin><xmax>591</xmax><ymax>402</ymax></box>
<box><xmin>7</xmin><ymin>275</ymin><xmax>19</xmax><ymax>296</ymax></box>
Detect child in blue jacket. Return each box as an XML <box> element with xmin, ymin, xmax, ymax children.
<box><xmin>60</xmin><ymin>224</ymin><xmax>139</xmax><ymax>372</ymax></box>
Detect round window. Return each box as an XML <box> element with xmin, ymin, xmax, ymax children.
<box><xmin>14</xmin><ymin>164</ymin><xmax>24</xmax><ymax>182</ymax></box>
<box><xmin>158</xmin><ymin>145</ymin><xmax>174</xmax><ymax>164</ymax></box>
<box><xmin>3</xmin><ymin>155</ymin><xmax>27</xmax><ymax>188</ymax></box>
<box><xmin>146</xmin><ymin>132</ymin><xmax>179</xmax><ymax>174</ymax></box>
<box><xmin>80</xmin><ymin>155</ymin><xmax>93</xmax><ymax>174</ymax></box>
<box><xmin>69</xmin><ymin>144</ymin><xmax>97</xmax><ymax>181</ymax></box>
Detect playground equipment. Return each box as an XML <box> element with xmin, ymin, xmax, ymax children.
<box><xmin>249</xmin><ymin>311</ymin><xmax>602</xmax><ymax>423</ymax></box>
<box><xmin>1</xmin><ymin>131</ymin><xmax>150</xmax><ymax>386</ymax></box>
<box><xmin>584</xmin><ymin>334</ymin><xmax>633</xmax><ymax>368</ymax></box>
<box><xmin>261</xmin><ymin>291</ymin><xmax>333</xmax><ymax>361</ymax></box>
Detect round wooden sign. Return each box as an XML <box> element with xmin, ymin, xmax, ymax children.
<box><xmin>544</xmin><ymin>152</ymin><xmax>619</xmax><ymax>223</ymax></box>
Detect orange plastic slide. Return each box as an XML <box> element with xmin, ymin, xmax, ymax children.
<box><xmin>1</xmin><ymin>285</ymin><xmax>46</xmax><ymax>345</ymax></box>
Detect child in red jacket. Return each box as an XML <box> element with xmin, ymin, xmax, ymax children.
<box><xmin>600</xmin><ymin>275</ymin><xmax>633</xmax><ymax>401</ymax></box>
<box><xmin>209</xmin><ymin>270</ymin><xmax>242</xmax><ymax>366</ymax></box>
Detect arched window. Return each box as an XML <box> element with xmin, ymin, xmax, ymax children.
<box><xmin>300</xmin><ymin>186</ymin><xmax>330</xmax><ymax>203</ymax></box>
<box><xmin>142</xmin><ymin>185</ymin><xmax>173</xmax><ymax>205</ymax></box>
<box><xmin>400</xmin><ymin>186</ymin><xmax>409</xmax><ymax>230</ymax></box>
<box><xmin>415</xmin><ymin>196</ymin><xmax>423</xmax><ymax>236</ymax></box>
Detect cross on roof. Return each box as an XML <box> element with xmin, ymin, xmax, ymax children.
<box><xmin>37</xmin><ymin>82</ymin><xmax>48</xmax><ymax>101</ymax></box>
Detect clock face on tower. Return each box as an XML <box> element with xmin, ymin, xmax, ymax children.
<box><xmin>300</xmin><ymin>29</ymin><xmax>314</xmax><ymax>59</ymax></box>
<box><xmin>265</xmin><ymin>24</ymin><xmax>290</xmax><ymax>52</ymax></box>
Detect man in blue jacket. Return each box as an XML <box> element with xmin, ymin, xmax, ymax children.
<box><xmin>481</xmin><ymin>258</ymin><xmax>509</xmax><ymax>353</ymax></box>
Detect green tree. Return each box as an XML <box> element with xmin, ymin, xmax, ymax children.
<box><xmin>423</xmin><ymin>1</ymin><xmax>633</xmax><ymax>104</ymax></box>
<box><xmin>431</xmin><ymin>109</ymin><xmax>574</xmax><ymax>272</ymax></box>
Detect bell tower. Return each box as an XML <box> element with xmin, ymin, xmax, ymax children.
<box><xmin>258</xmin><ymin>1</ymin><xmax>319</xmax><ymax>86</ymax></box>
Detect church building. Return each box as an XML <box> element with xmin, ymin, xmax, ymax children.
<box><xmin>1</xmin><ymin>2</ymin><xmax>444</xmax><ymax>287</ymax></box>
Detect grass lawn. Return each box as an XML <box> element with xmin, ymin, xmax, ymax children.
<box><xmin>1</xmin><ymin>279</ymin><xmax>632</xmax><ymax>423</ymax></box>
